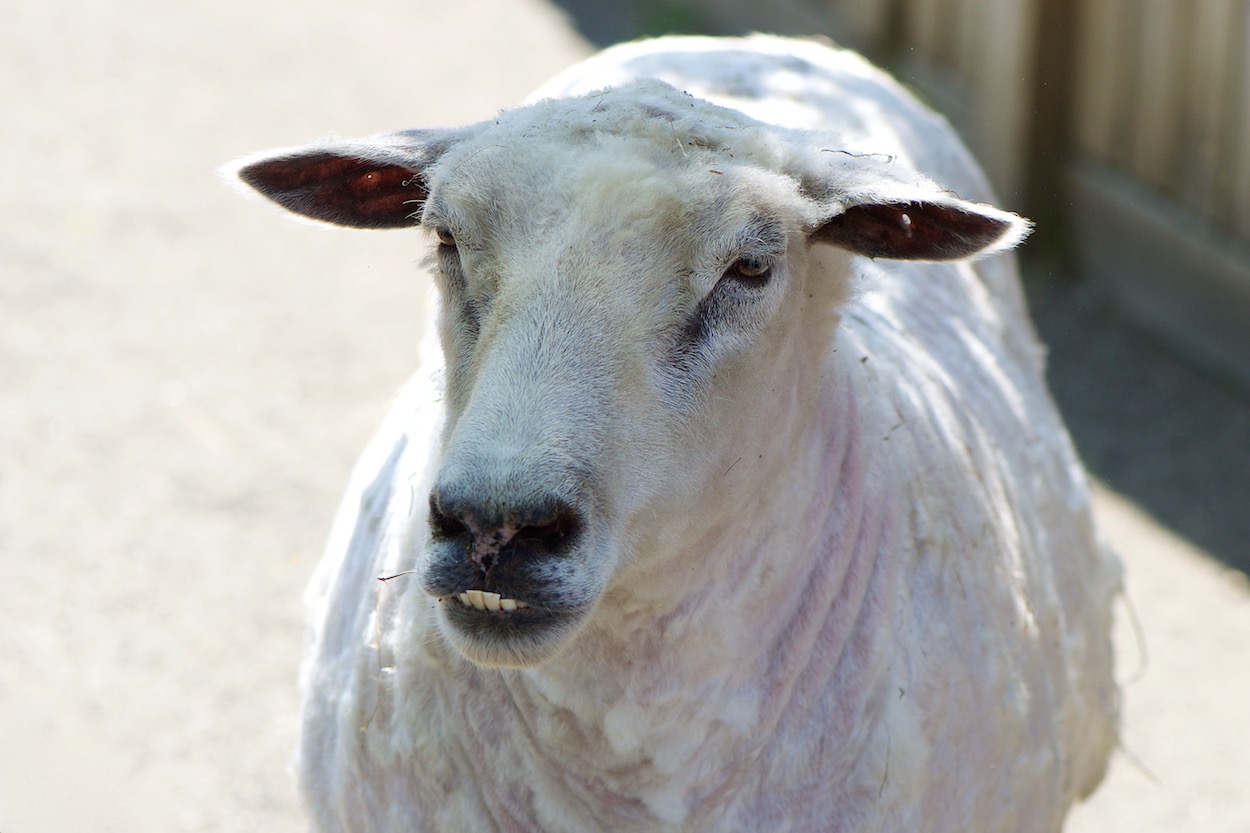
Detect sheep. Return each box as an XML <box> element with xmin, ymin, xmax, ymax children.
<box><xmin>231</xmin><ymin>34</ymin><xmax>1119</xmax><ymax>833</ymax></box>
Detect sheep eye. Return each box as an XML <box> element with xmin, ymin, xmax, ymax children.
<box><xmin>724</xmin><ymin>256</ymin><xmax>772</xmax><ymax>283</ymax></box>
<box><xmin>435</xmin><ymin>227</ymin><xmax>457</xmax><ymax>247</ymax></box>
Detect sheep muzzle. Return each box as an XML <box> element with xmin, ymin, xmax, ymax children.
<box><xmin>421</xmin><ymin>474</ymin><xmax>601</xmax><ymax>667</ymax></box>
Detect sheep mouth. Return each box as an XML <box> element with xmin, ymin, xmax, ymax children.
<box><xmin>422</xmin><ymin>529</ymin><xmax>603</xmax><ymax>666</ymax></box>
<box><xmin>433</xmin><ymin>585</ymin><xmax>592</xmax><ymax>667</ymax></box>
<box><xmin>451</xmin><ymin>589</ymin><xmax>530</xmax><ymax>612</ymax></box>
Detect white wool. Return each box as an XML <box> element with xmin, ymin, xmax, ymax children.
<box><xmin>235</xmin><ymin>34</ymin><xmax>1119</xmax><ymax>833</ymax></box>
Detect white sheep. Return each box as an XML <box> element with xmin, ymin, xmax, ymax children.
<box><xmin>232</xmin><ymin>34</ymin><xmax>1119</xmax><ymax>833</ymax></box>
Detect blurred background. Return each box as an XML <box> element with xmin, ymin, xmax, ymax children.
<box><xmin>1</xmin><ymin>0</ymin><xmax>1246</xmax><ymax>831</ymax></box>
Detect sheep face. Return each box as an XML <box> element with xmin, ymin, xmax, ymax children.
<box><xmin>233</xmin><ymin>81</ymin><xmax>1026</xmax><ymax>668</ymax></box>
<box><xmin>419</xmin><ymin>134</ymin><xmax>815</xmax><ymax>668</ymax></box>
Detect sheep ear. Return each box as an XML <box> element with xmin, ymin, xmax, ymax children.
<box><xmin>229</xmin><ymin>129</ymin><xmax>463</xmax><ymax>229</ymax></box>
<box><xmin>813</xmin><ymin>195</ymin><xmax>1030</xmax><ymax>261</ymax></box>
<box><xmin>801</xmin><ymin>151</ymin><xmax>1031</xmax><ymax>260</ymax></box>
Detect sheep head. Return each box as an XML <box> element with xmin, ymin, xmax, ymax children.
<box><xmin>233</xmin><ymin>80</ymin><xmax>1028</xmax><ymax>668</ymax></box>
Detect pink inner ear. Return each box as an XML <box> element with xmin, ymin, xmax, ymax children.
<box><xmin>239</xmin><ymin>154</ymin><xmax>428</xmax><ymax>229</ymax></box>
<box><xmin>817</xmin><ymin>201</ymin><xmax>1013</xmax><ymax>261</ymax></box>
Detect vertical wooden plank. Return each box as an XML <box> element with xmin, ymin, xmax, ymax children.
<box><xmin>1127</xmin><ymin>0</ymin><xmax>1182</xmax><ymax>193</ymax></box>
<box><xmin>903</xmin><ymin>0</ymin><xmax>929</xmax><ymax>59</ymax></box>
<box><xmin>905</xmin><ymin>0</ymin><xmax>946</xmax><ymax>65</ymax></box>
<box><xmin>976</xmin><ymin>0</ymin><xmax>1036</xmax><ymax>203</ymax></box>
<box><xmin>826</xmin><ymin>0</ymin><xmax>896</xmax><ymax>53</ymax></box>
<box><xmin>1231</xmin><ymin>2</ymin><xmax>1250</xmax><ymax>241</ymax></box>
<box><xmin>1024</xmin><ymin>0</ymin><xmax>1080</xmax><ymax>231</ymax></box>
<box><xmin>1105</xmin><ymin>0</ymin><xmax>1145</xmax><ymax>174</ymax></box>
<box><xmin>1072</xmin><ymin>0</ymin><xmax>1121</xmax><ymax>162</ymax></box>
<box><xmin>936</xmin><ymin>0</ymin><xmax>960</xmax><ymax>67</ymax></box>
<box><xmin>954</xmin><ymin>0</ymin><xmax>983</xmax><ymax>80</ymax></box>
<box><xmin>1209</xmin><ymin>0</ymin><xmax>1243</xmax><ymax>231</ymax></box>
<box><xmin>1179</xmin><ymin>0</ymin><xmax>1238</xmax><ymax>223</ymax></box>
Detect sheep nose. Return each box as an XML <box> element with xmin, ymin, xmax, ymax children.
<box><xmin>428</xmin><ymin>488</ymin><xmax>583</xmax><ymax>573</ymax></box>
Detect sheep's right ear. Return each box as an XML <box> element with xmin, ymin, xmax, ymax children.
<box><xmin>227</xmin><ymin>129</ymin><xmax>464</xmax><ymax>229</ymax></box>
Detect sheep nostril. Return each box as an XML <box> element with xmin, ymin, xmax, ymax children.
<box><xmin>428</xmin><ymin>493</ymin><xmax>469</xmax><ymax>542</ymax></box>
<box><xmin>515</xmin><ymin>505</ymin><xmax>581</xmax><ymax>552</ymax></box>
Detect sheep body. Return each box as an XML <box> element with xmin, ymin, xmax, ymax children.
<box><xmin>236</xmin><ymin>35</ymin><xmax>1118</xmax><ymax>833</ymax></box>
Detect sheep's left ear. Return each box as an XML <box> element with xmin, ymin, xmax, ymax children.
<box><xmin>803</xmin><ymin>156</ymin><xmax>1031</xmax><ymax>261</ymax></box>
<box><xmin>815</xmin><ymin>195</ymin><xmax>1029</xmax><ymax>261</ymax></box>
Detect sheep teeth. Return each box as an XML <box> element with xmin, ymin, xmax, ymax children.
<box><xmin>455</xmin><ymin>590</ymin><xmax>528</xmax><ymax>611</ymax></box>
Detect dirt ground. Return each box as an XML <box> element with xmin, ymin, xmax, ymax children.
<box><xmin>2</xmin><ymin>1</ymin><xmax>1247</xmax><ymax>831</ymax></box>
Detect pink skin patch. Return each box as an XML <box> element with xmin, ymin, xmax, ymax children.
<box><xmin>463</xmin><ymin>519</ymin><xmax>521</xmax><ymax>573</ymax></box>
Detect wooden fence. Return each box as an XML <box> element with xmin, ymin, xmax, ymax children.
<box><xmin>1066</xmin><ymin>0</ymin><xmax>1250</xmax><ymax>382</ymax></box>
<box><xmin>1076</xmin><ymin>0</ymin><xmax>1250</xmax><ymax>240</ymax></box>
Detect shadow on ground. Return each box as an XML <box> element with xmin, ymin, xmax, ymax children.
<box><xmin>1026</xmin><ymin>261</ymin><xmax>1250</xmax><ymax>573</ymax></box>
